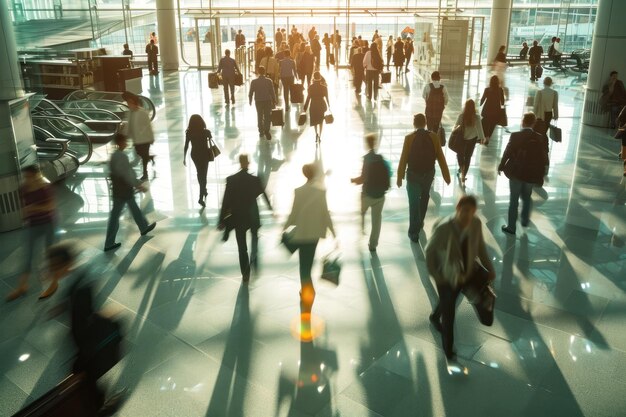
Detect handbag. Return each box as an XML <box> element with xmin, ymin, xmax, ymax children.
<box><xmin>448</xmin><ymin>125</ymin><xmax>464</xmax><ymax>153</ymax></box>
<box><xmin>281</xmin><ymin>228</ymin><xmax>299</xmax><ymax>254</ymax></box>
<box><xmin>549</xmin><ymin>124</ymin><xmax>562</xmax><ymax>142</ymax></box>
<box><xmin>497</xmin><ymin>106</ymin><xmax>508</xmax><ymax>127</ymax></box>
<box><xmin>321</xmin><ymin>253</ymin><xmax>341</xmax><ymax>285</ymax></box>
<box><xmin>324</xmin><ymin>112</ymin><xmax>334</xmax><ymax>124</ymax></box>
<box><xmin>461</xmin><ymin>262</ymin><xmax>496</xmax><ymax>326</ymax></box>
<box><xmin>208</xmin><ymin>137</ymin><xmax>221</xmax><ymax>160</ymax></box>
<box><xmin>298</xmin><ymin>112</ymin><xmax>307</xmax><ymax>126</ymax></box>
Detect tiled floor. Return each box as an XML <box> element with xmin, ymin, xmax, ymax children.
<box><xmin>1</xmin><ymin>64</ymin><xmax>625</xmax><ymax>417</ymax></box>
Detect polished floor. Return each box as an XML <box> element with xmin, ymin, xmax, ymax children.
<box><xmin>1</xmin><ymin>64</ymin><xmax>625</xmax><ymax>417</ymax></box>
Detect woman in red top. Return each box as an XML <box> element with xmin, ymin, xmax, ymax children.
<box><xmin>7</xmin><ymin>165</ymin><xmax>58</xmax><ymax>301</ymax></box>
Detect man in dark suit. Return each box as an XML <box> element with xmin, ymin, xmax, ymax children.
<box><xmin>498</xmin><ymin>112</ymin><xmax>550</xmax><ymax>235</ymax></box>
<box><xmin>145</xmin><ymin>39</ymin><xmax>159</xmax><ymax>75</ymax></box>
<box><xmin>217</xmin><ymin>49</ymin><xmax>241</xmax><ymax>106</ymax></box>
<box><xmin>235</xmin><ymin>30</ymin><xmax>246</xmax><ymax>48</ymax></box>
<box><xmin>249</xmin><ymin>66</ymin><xmax>277</xmax><ymax>140</ymax></box>
<box><xmin>350</xmin><ymin>47</ymin><xmax>365</xmax><ymax>96</ymax></box>
<box><xmin>219</xmin><ymin>154</ymin><xmax>273</xmax><ymax>282</ymax></box>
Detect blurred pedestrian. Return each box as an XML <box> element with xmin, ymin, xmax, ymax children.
<box><xmin>145</xmin><ymin>39</ymin><xmax>159</xmax><ymax>75</ymax></box>
<box><xmin>183</xmin><ymin>114</ymin><xmax>213</xmax><ymax>207</ymax></box>
<box><xmin>217</xmin><ymin>49</ymin><xmax>241</xmax><ymax>106</ymax></box>
<box><xmin>480</xmin><ymin>75</ymin><xmax>506</xmax><ymax>141</ymax></box>
<box><xmin>454</xmin><ymin>99</ymin><xmax>486</xmax><ymax>184</ymax></box>
<box><xmin>248</xmin><ymin>66</ymin><xmax>277</xmax><ymax>140</ymax></box>
<box><xmin>303</xmin><ymin>71</ymin><xmax>329</xmax><ymax>142</ymax></box>
<box><xmin>122</xmin><ymin>91</ymin><xmax>155</xmax><ymax>181</ymax></box>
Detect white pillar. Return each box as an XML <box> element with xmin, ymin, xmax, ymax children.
<box><xmin>0</xmin><ymin>0</ymin><xmax>24</xmax><ymax>99</ymax></box>
<box><xmin>156</xmin><ymin>0</ymin><xmax>179</xmax><ymax>71</ymax></box>
<box><xmin>487</xmin><ymin>0</ymin><xmax>512</xmax><ymax>64</ymax></box>
<box><xmin>583</xmin><ymin>0</ymin><xmax>626</xmax><ymax>127</ymax></box>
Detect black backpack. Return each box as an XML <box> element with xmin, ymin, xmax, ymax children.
<box><xmin>408</xmin><ymin>130</ymin><xmax>436</xmax><ymax>175</ymax></box>
<box><xmin>365</xmin><ymin>154</ymin><xmax>390</xmax><ymax>198</ymax></box>
<box><xmin>426</xmin><ymin>83</ymin><xmax>445</xmax><ymax>113</ymax></box>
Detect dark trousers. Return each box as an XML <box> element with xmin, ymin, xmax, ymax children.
<box><xmin>456</xmin><ymin>138</ymin><xmax>477</xmax><ymax>177</ymax></box>
<box><xmin>24</xmin><ymin>222</ymin><xmax>56</xmax><ymax>273</ymax></box>
<box><xmin>405</xmin><ymin>54</ymin><xmax>412</xmax><ymax>69</ymax></box>
<box><xmin>508</xmin><ymin>178</ymin><xmax>533</xmax><ymax>232</ymax></box>
<box><xmin>105</xmin><ymin>197</ymin><xmax>149</xmax><ymax>247</ymax></box>
<box><xmin>366</xmin><ymin>70</ymin><xmax>379</xmax><ymax>100</ymax></box>
<box><xmin>255</xmin><ymin>100</ymin><xmax>272</xmax><ymax>135</ymax></box>
<box><xmin>542</xmin><ymin>111</ymin><xmax>553</xmax><ymax>126</ymax></box>
<box><xmin>530</xmin><ymin>64</ymin><xmax>539</xmax><ymax>80</ymax></box>
<box><xmin>302</xmin><ymin>72</ymin><xmax>312</xmax><ymax>86</ymax></box>
<box><xmin>282</xmin><ymin>76</ymin><xmax>294</xmax><ymax>105</ymax></box>
<box><xmin>406</xmin><ymin>169</ymin><xmax>435</xmax><ymax>239</ymax></box>
<box><xmin>314</xmin><ymin>52</ymin><xmax>321</xmax><ymax>68</ymax></box>
<box><xmin>432</xmin><ymin>284</ymin><xmax>462</xmax><ymax>358</ymax></box>
<box><xmin>298</xmin><ymin>240</ymin><xmax>319</xmax><ymax>287</ymax></box>
<box><xmin>610</xmin><ymin>104</ymin><xmax>624</xmax><ymax>128</ymax></box>
<box><xmin>134</xmin><ymin>143</ymin><xmax>151</xmax><ymax>178</ymax></box>
<box><xmin>222</xmin><ymin>76</ymin><xmax>235</xmax><ymax>103</ymax></box>
<box><xmin>148</xmin><ymin>57</ymin><xmax>158</xmax><ymax>73</ymax></box>
<box><xmin>325</xmin><ymin>48</ymin><xmax>330</xmax><ymax>66</ymax></box>
<box><xmin>235</xmin><ymin>227</ymin><xmax>258</xmax><ymax>278</ymax></box>
<box><xmin>481</xmin><ymin>117</ymin><xmax>497</xmax><ymax>138</ymax></box>
<box><xmin>191</xmin><ymin>153</ymin><xmax>209</xmax><ymax>195</ymax></box>
<box><xmin>425</xmin><ymin>110</ymin><xmax>443</xmax><ymax>132</ymax></box>
<box><xmin>353</xmin><ymin>71</ymin><xmax>364</xmax><ymax>93</ymax></box>
<box><xmin>386</xmin><ymin>51</ymin><xmax>391</xmax><ymax>67</ymax></box>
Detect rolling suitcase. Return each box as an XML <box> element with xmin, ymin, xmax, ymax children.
<box><xmin>208</xmin><ymin>72</ymin><xmax>219</xmax><ymax>89</ymax></box>
<box><xmin>380</xmin><ymin>71</ymin><xmax>391</xmax><ymax>84</ymax></box>
<box><xmin>271</xmin><ymin>107</ymin><xmax>284</xmax><ymax>126</ymax></box>
<box><xmin>290</xmin><ymin>83</ymin><xmax>304</xmax><ymax>104</ymax></box>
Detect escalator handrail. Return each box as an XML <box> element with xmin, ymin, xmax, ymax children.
<box><xmin>31</xmin><ymin>116</ymin><xmax>93</xmax><ymax>166</ymax></box>
<box><xmin>63</xmin><ymin>90</ymin><xmax>156</xmax><ymax>121</ymax></box>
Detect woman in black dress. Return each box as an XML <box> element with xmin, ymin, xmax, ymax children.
<box><xmin>393</xmin><ymin>37</ymin><xmax>405</xmax><ymax>76</ymax></box>
<box><xmin>303</xmin><ymin>71</ymin><xmax>329</xmax><ymax>143</ymax></box>
<box><xmin>480</xmin><ymin>75</ymin><xmax>506</xmax><ymax>141</ymax></box>
<box><xmin>183</xmin><ymin>114</ymin><xmax>213</xmax><ymax>207</ymax></box>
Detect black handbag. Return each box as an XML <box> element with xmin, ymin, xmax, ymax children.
<box><xmin>321</xmin><ymin>254</ymin><xmax>341</xmax><ymax>285</ymax></box>
<box><xmin>448</xmin><ymin>125</ymin><xmax>464</xmax><ymax>153</ymax></box>
<box><xmin>281</xmin><ymin>228</ymin><xmax>299</xmax><ymax>254</ymax></box>
<box><xmin>549</xmin><ymin>124</ymin><xmax>562</xmax><ymax>142</ymax></box>
<box><xmin>497</xmin><ymin>106</ymin><xmax>508</xmax><ymax>127</ymax></box>
<box><xmin>461</xmin><ymin>262</ymin><xmax>496</xmax><ymax>326</ymax></box>
<box><xmin>298</xmin><ymin>112</ymin><xmax>307</xmax><ymax>126</ymax></box>
<box><xmin>208</xmin><ymin>137</ymin><xmax>221</xmax><ymax>161</ymax></box>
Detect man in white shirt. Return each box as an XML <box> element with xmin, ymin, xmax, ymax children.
<box><xmin>122</xmin><ymin>91</ymin><xmax>154</xmax><ymax>180</ymax></box>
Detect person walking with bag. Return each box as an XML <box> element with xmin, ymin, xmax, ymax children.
<box><xmin>298</xmin><ymin>45</ymin><xmax>315</xmax><ymax>86</ymax></box>
<box><xmin>217</xmin><ymin>49</ymin><xmax>241</xmax><ymax>106</ymax></box>
<box><xmin>145</xmin><ymin>39</ymin><xmax>159</xmax><ymax>75</ymax></box>
<box><xmin>534</xmin><ymin>77</ymin><xmax>559</xmax><ymax>126</ymax></box>
<box><xmin>249</xmin><ymin>66</ymin><xmax>277</xmax><ymax>140</ymax></box>
<box><xmin>498</xmin><ymin>112</ymin><xmax>550</xmax><ymax>235</ymax></box>
<box><xmin>363</xmin><ymin>43</ymin><xmax>383</xmax><ymax>101</ymax></box>
<box><xmin>528</xmin><ymin>40</ymin><xmax>543</xmax><ymax>82</ymax></box>
<box><xmin>260</xmin><ymin>47</ymin><xmax>280</xmax><ymax>94</ymax></box>
<box><xmin>219</xmin><ymin>154</ymin><xmax>273</xmax><ymax>282</ymax></box>
<box><xmin>453</xmin><ymin>99</ymin><xmax>486</xmax><ymax>184</ymax></box>
<box><xmin>279</xmin><ymin>50</ymin><xmax>298</xmax><ymax>111</ymax></box>
<box><xmin>397</xmin><ymin>113</ymin><xmax>451</xmax><ymax>242</ymax></box>
<box><xmin>392</xmin><ymin>37</ymin><xmax>405</xmax><ymax>76</ymax></box>
<box><xmin>104</xmin><ymin>134</ymin><xmax>156</xmax><ymax>251</ymax></box>
<box><xmin>480</xmin><ymin>75</ymin><xmax>506</xmax><ymax>142</ymax></box>
<box><xmin>425</xmin><ymin>195</ymin><xmax>495</xmax><ymax>362</ymax></box>
<box><xmin>183</xmin><ymin>114</ymin><xmax>216</xmax><ymax>208</ymax></box>
<box><xmin>422</xmin><ymin>71</ymin><xmax>449</xmax><ymax>133</ymax></box>
<box><xmin>283</xmin><ymin>163</ymin><xmax>336</xmax><ymax>313</ymax></box>
<box><xmin>350</xmin><ymin>47</ymin><xmax>365</xmax><ymax>98</ymax></box>
<box><xmin>351</xmin><ymin>133</ymin><xmax>391</xmax><ymax>253</ymax></box>
<box><xmin>122</xmin><ymin>91</ymin><xmax>155</xmax><ymax>181</ymax></box>
<box><xmin>303</xmin><ymin>71</ymin><xmax>329</xmax><ymax>143</ymax></box>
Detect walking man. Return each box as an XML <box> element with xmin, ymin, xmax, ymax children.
<box><xmin>422</xmin><ymin>71</ymin><xmax>449</xmax><ymax>133</ymax></box>
<box><xmin>104</xmin><ymin>134</ymin><xmax>155</xmax><ymax>251</ymax></box>
<box><xmin>249</xmin><ymin>66</ymin><xmax>277</xmax><ymax>140</ymax></box>
<box><xmin>397</xmin><ymin>113</ymin><xmax>451</xmax><ymax>242</ymax></box>
<box><xmin>219</xmin><ymin>154</ymin><xmax>273</xmax><ymax>282</ymax></box>
<box><xmin>217</xmin><ymin>49</ymin><xmax>241</xmax><ymax>106</ymax></box>
<box><xmin>350</xmin><ymin>47</ymin><xmax>365</xmax><ymax>97</ymax></box>
<box><xmin>351</xmin><ymin>133</ymin><xmax>391</xmax><ymax>252</ymax></box>
<box><xmin>498</xmin><ymin>112</ymin><xmax>549</xmax><ymax>235</ymax></box>
<box><xmin>145</xmin><ymin>39</ymin><xmax>159</xmax><ymax>75</ymax></box>
<box><xmin>279</xmin><ymin>51</ymin><xmax>298</xmax><ymax>110</ymax></box>
<box><xmin>122</xmin><ymin>91</ymin><xmax>154</xmax><ymax>181</ymax></box>
<box><xmin>528</xmin><ymin>40</ymin><xmax>543</xmax><ymax>82</ymax></box>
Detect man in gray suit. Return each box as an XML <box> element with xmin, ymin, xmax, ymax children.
<box><xmin>217</xmin><ymin>49</ymin><xmax>241</xmax><ymax>106</ymax></box>
<box><xmin>248</xmin><ymin>66</ymin><xmax>277</xmax><ymax>140</ymax></box>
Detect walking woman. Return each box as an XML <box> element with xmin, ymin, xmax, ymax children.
<box><xmin>298</xmin><ymin>45</ymin><xmax>315</xmax><ymax>86</ymax></box>
<box><xmin>283</xmin><ymin>163</ymin><xmax>336</xmax><ymax>313</ymax></box>
<box><xmin>303</xmin><ymin>71</ymin><xmax>329</xmax><ymax>142</ymax></box>
<box><xmin>393</xmin><ymin>37</ymin><xmax>405</xmax><ymax>76</ymax></box>
<box><xmin>404</xmin><ymin>38</ymin><xmax>414</xmax><ymax>72</ymax></box>
<box><xmin>386</xmin><ymin>35</ymin><xmax>393</xmax><ymax>69</ymax></box>
<box><xmin>183</xmin><ymin>114</ymin><xmax>213</xmax><ymax>207</ymax></box>
<box><xmin>480</xmin><ymin>75</ymin><xmax>506</xmax><ymax>141</ymax></box>
<box><xmin>454</xmin><ymin>99</ymin><xmax>486</xmax><ymax>183</ymax></box>
<box><xmin>492</xmin><ymin>45</ymin><xmax>508</xmax><ymax>92</ymax></box>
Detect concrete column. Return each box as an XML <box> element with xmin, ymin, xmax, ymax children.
<box><xmin>486</xmin><ymin>0</ymin><xmax>512</xmax><ymax>64</ymax></box>
<box><xmin>0</xmin><ymin>0</ymin><xmax>24</xmax><ymax>99</ymax></box>
<box><xmin>583</xmin><ymin>0</ymin><xmax>626</xmax><ymax>127</ymax></box>
<box><xmin>156</xmin><ymin>0</ymin><xmax>179</xmax><ymax>71</ymax></box>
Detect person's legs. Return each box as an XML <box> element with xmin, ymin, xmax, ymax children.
<box><xmin>298</xmin><ymin>241</ymin><xmax>318</xmax><ymax>312</ymax></box>
<box><xmin>406</xmin><ymin>180</ymin><xmax>422</xmax><ymax>241</ymax></box>
<box><xmin>418</xmin><ymin>172</ymin><xmax>434</xmax><ymax>230</ymax></box>
<box><xmin>250</xmin><ymin>228</ymin><xmax>259</xmax><ymax>271</ymax></box>
<box><xmin>282</xmin><ymin>77</ymin><xmax>293</xmax><ymax>106</ymax></box>
<box><xmin>105</xmin><ymin>198</ymin><xmax>126</xmax><ymax>248</ymax></box>
<box><xmin>229</xmin><ymin>82</ymin><xmax>235</xmax><ymax>103</ymax></box>
<box><xmin>435</xmin><ymin>284</ymin><xmax>461</xmax><ymax>359</ymax></box>
<box><xmin>235</xmin><ymin>227</ymin><xmax>250</xmax><ymax>279</ymax></box>
<box><xmin>373</xmin><ymin>73</ymin><xmax>379</xmax><ymax>100</ymax></box>
<box><xmin>544</xmin><ymin>112</ymin><xmax>553</xmax><ymax>126</ymax></box>
<box><xmin>507</xmin><ymin>179</ymin><xmax>523</xmax><ymax>232</ymax></box>
<box><xmin>125</xmin><ymin>196</ymin><xmax>150</xmax><ymax>233</ymax></box>
<box><xmin>462</xmin><ymin>140</ymin><xmax>477</xmax><ymax>177</ymax></box>
<box><xmin>369</xmin><ymin>196</ymin><xmax>385</xmax><ymax>250</ymax></box>
<box><xmin>520</xmin><ymin>181</ymin><xmax>534</xmax><ymax>227</ymax></box>
<box><xmin>360</xmin><ymin>193</ymin><xmax>369</xmax><ymax>234</ymax></box>
<box><xmin>255</xmin><ymin>101</ymin><xmax>264</xmax><ymax>134</ymax></box>
<box><xmin>223</xmin><ymin>81</ymin><xmax>230</xmax><ymax>103</ymax></box>
<box><xmin>192</xmin><ymin>155</ymin><xmax>209</xmax><ymax>196</ymax></box>
<box><xmin>530</xmin><ymin>64</ymin><xmax>536</xmax><ymax>81</ymax></box>
<box><xmin>263</xmin><ymin>101</ymin><xmax>272</xmax><ymax>135</ymax></box>
<box><xmin>365</xmin><ymin>71</ymin><xmax>373</xmax><ymax>99</ymax></box>
<box><xmin>135</xmin><ymin>144</ymin><xmax>150</xmax><ymax>178</ymax></box>
<box><xmin>482</xmin><ymin>117</ymin><xmax>496</xmax><ymax>139</ymax></box>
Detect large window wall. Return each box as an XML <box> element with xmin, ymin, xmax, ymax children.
<box><xmin>9</xmin><ymin>0</ymin><xmax>598</xmax><ymax>67</ymax></box>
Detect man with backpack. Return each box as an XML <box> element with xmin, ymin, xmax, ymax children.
<box><xmin>422</xmin><ymin>71</ymin><xmax>449</xmax><ymax>133</ymax></box>
<box><xmin>351</xmin><ymin>133</ymin><xmax>392</xmax><ymax>252</ymax></box>
<box><xmin>397</xmin><ymin>113</ymin><xmax>451</xmax><ymax>242</ymax></box>
<box><xmin>498</xmin><ymin>112</ymin><xmax>550</xmax><ymax>235</ymax></box>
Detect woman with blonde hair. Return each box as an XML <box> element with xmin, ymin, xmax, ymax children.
<box><xmin>454</xmin><ymin>99</ymin><xmax>486</xmax><ymax>183</ymax></box>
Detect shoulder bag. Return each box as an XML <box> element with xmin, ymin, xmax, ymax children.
<box><xmin>208</xmin><ymin>133</ymin><xmax>221</xmax><ymax>161</ymax></box>
<box><xmin>448</xmin><ymin>125</ymin><xmax>464</xmax><ymax>153</ymax></box>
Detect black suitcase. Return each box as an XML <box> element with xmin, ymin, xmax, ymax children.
<box><xmin>271</xmin><ymin>108</ymin><xmax>284</xmax><ymax>126</ymax></box>
<box><xmin>290</xmin><ymin>83</ymin><xmax>304</xmax><ymax>104</ymax></box>
<box><xmin>381</xmin><ymin>71</ymin><xmax>391</xmax><ymax>84</ymax></box>
<box><xmin>234</xmin><ymin>73</ymin><xmax>243</xmax><ymax>86</ymax></box>
<box><xmin>209</xmin><ymin>72</ymin><xmax>219</xmax><ymax>89</ymax></box>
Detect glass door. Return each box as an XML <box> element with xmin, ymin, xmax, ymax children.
<box><xmin>197</xmin><ymin>18</ymin><xmax>221</xmax><ymax>68</ymax></box>
<box><xmin>468</xmin><ymin>16</ymin><xmax>484</xmax><ymax>68</ymax></box>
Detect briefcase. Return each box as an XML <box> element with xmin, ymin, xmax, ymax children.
<box><xmin>298</xmin><ymin>112</ymin><xmax>307</xmax><ymax>126</ymax></box>
<box><xmin>234</xmin><ymin>73</ymin><xmax>244</xmax><ymax>86</ymax></box>
<box><xmin>208</xmin><ymin>72</ymin><xmax>219</xmax><ymax>89</ymax></box>
<box><xmin>271</xmin><ymin>107</ymin><xmax>284</xmax><ymax>126</ymax></box>
<box><xmin>549</xmin><ymin>124</ymin><xmax>562</xmax><ymax>142</ymax></box>
<box><xmin>381</xmin><ymin>71</ymin><xmax>391</xmax><ymax>84</ymax></box>
<box><xmin>290</xmin><ymin>83</ymin><xmax>304</xmax><ymax>103</ymax></box>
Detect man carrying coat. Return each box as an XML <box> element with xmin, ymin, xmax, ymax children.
<box><xmin>219</xmin><ymin>154</ymin><xmax>273</xmax><ymax>282</ymax></box>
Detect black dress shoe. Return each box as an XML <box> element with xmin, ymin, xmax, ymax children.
<box><xmin>141</xmin><ymin>222</ymin><xmax>156</xmax><ymax>236</ymax></box>
<box><xmin>501</xmin><ymin>225</ymin><xmax>516</xmax><ymax>235</ymax></box>
<box><xmin>104</xmin><ymin>243</ymin><xmax>122</xmax><ymax>252</ymax></box>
